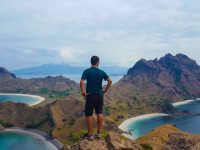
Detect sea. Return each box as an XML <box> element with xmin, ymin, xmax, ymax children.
<box><xmin>0</xmin><ymin>131</ymin><xmax>56</xmax><ymax>150</ymax></box>
<box><xmin>0</xmin><ymin>94</ymin><xmax>40</xmax><ymax>105</ymax></box>
<box><xmin>17</xmin><ymin>74</ymin><xmax>123</xmax><ymax>85</ymax></box>
<box><xmin>127</xmin><ymin>100</ymin><xmax>200</xmax><ymax>139</ymax></box>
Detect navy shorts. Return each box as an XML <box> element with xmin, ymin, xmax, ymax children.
<box><xmin>85</xmin><ymin>93</ymin><xmax>104</xmax><ymax>117</ymax></box>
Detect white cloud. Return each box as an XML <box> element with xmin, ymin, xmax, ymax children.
<box><xmin>0</xmin><ymin>0</ymin><xmax>200</xmax><ymax>69</ymax></box>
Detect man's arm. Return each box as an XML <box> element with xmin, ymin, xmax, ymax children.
<box><xmin>103</xmin><ymin>78</ymin><xmax>112</xmax><ymax>93</ymax></box>
<box><xmin>80</xmin><ymin>79</ymin><xmax>86</xmax><ymax>96</ymax></box>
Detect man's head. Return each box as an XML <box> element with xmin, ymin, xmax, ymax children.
<box><xmin>91</xmin><ymin>56</ymin><xmax>100</xmax><ymax>67</ymax></box>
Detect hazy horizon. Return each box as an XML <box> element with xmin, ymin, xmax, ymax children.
<box><xmin>1</xmin><ymin>0</ymin><xmax>200</xmax><ymax>70</ymax></box>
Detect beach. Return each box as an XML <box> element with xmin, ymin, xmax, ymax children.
<box><xmin>172</xmin><ymin>99</ymin><xmax>197</xmax><ymax>107</ymax></box>
<box><xmin>2</xmin><ymin>128</ymin><xmax>58</xmax><ymax>150</ymax></box>
<box><xmin>118</xmin><ymin>99</ymin><xmax>200</xmax><ymax>139</ymax></box>
<box><xmin>0</xmin><ymin>93</ymin><xmax>45</xmax><ymax>106</ymax></box>
<box><xmin>118</xmin><ymin>113</ymin><xmax>169</xmax><ymax>139</ymax></box>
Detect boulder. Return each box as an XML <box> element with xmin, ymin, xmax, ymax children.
<box><xmin>163</xmin><ymin>133</ymin><xmax>200</xmax><ymax>150</ymax></box>
<box><xmin>71</xmin><ymin>139</ymin><xmax>108</xmax><ymax>150</ymax></box>
<box><xmin>0</xmin><ymin>124</ymin><xmax>4</xmax><ymax>130</ymax></box>
<box><xmin>105</xmin><ymin>131</ymin><xmax>142</xmax><ymax>150</ymax></box>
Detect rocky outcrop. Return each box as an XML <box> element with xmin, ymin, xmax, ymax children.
<box><xmin>163</xmin><ymin>133</ymin><xmax>200</xmax><ymax>150</ymax></box>
<box><xmin>71</xmin><ymin>139</ymin><xmax>108</xmax><ymax>150</ymax></box>
<box><xmin>161</xmin><ymin>102</ymin><xmax>179</xmax><ymax>114</ymax></box>
<box><xmin>137</xmin><ymin>124</ymin><xmax>200</xmax><ymax>150</ymax></box>
<box><xmin>0</xmin><ymin>124</ymin><xmax>4</xmax><ymax>130</ymax></box>
<box><xmin>118</xmin><ymin>53</ymin><xmax>200</xmax><ymax>102</ymax></box>
<box><xmin>0</xmin><ymin>67</ymin><xmax>16</xmax><ymax>79</ymax></box>
<box><xmin>71</xmin><ymin>131</ymin><xmax>142</xmax><ymax>150</ymax></box>
<box><xmin>105</xmin><ymin>131</ymin><xmax>142</xmax><ymax>150</ymax></box>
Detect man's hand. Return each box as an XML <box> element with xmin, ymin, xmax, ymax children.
<box><xmin>82</xmin><ymin>92</ymin><xmax>90</xmax><ymax>97</ymax></box>
<box><xmin>103</xmin><ymin>89</ymin><xmax>107</xmax><ymax>94</ymax></box>
<box><xmin>103</xmin><ymin>78</ymin><xmax>112</xmax><ymax>94</ymax></box>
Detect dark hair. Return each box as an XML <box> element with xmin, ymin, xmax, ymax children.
<box><xmin>91</xmin><ymin>56</ymin><xmax>99</xmax><ymax>65</ymax></box>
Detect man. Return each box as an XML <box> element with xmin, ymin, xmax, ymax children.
<box><xmin>80</xmin><ymin>56</ymin><xmax>112</xmax><ymax>139</ymax></box>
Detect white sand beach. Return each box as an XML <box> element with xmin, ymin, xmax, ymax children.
<box><xmin>0</xmin><ymin>93</ymin><xmax>45</xmax><ymax>106</ymax></box>
<box><xmin>172</xmin><ymin>99</ymin><xmax>200</xmax><ymax>107</ymax></box>
<box><xmin>118</xmin><ymin>98</ymin><xmax>200</xmax><ymax>140</ymax></box>
<box><xmin>2</xmin><ymin>128</ymin><xmax>57</xmax><ymax>150</ymax></box>
<box><xmin>118</xmin><ymin>113</ymin><xmax>169</xmax><ymax>139</ymax></box>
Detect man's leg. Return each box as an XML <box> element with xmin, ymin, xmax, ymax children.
<box><xmin>86</xmin><ymin>116</ymin><xmax>93</xmax><ymax>135</ymax></box>
<box><xmin>97</xmin><ymin>114</ymin><xmax>103</xmax><ymax>133</ymax></box>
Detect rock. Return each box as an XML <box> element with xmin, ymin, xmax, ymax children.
<box><xmin>116</xmin><ymin>53</ymin><xmax>200</xmax><ymax>103</ymax></box>
<box><xmin>64</xmin><ymin>145</ymin><xmax>71</xmax><ymax>150</ymax></box>
<box><xmin>71</xmin><ymin>139</ymin><xmax>108</xmax><ymax>150</ymax></box>
<box><xmin>0</xmin><ymin>124</ymin><xmax>4</xmax><ymax>130</ymax></box>
<box><xmin>105</xmin><ymin>131</ymin><xmax>142</xmax><ymax>150</ymax></box>
<box><xmin>161</xmin><ymin>102</ymin><xmax>179</xmax><ymax>114</ymax></box>
<box><xmin>71</xmin><ymin>131</ymin><xmax>142</xmax><ymax>150</ymax></box>
<box><xmin>163</xmin><ymin>133</ymin><xmax>200</xmax><ymax>150</ymax></box>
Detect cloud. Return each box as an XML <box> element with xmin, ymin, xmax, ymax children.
<box><xmin>0</xmin><ymin>0</ymin><xmax>200</xmax><ymax>69</ymax></box>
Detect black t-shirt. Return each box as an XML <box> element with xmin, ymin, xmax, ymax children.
<box><xmin>81</xmin><ymin>67</ymin><xmax>109</xmax><ymax>94</ymax></box>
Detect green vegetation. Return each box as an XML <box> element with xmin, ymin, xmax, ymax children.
<box><xmin>140</xmin><ymin>143</ymin><xmax>153</xmax><ymax>150</ymax></box>
<box><xmin>0</xmin><ymin>119</ymin><xmax>13</xmax><ymax>127</ymax></box>
<box><xmin>68</xmin><ymin>117</ymin><xmax>76</xmax><ymax>126</ymax></box>
<box><xmin>103</xmin><ymin>106</ymin><xmax>111</xmax><ymax>116</ymax></box>
<box><xmin>148</xmin><ymin>95</ymin><xmax>169</xmax><ymax>107</ymax></box>
<box><xmin>38</xmin><ymin>88</ymin><xmax>72</xmax><ymax>98</ymax></box>
<box><xmin>67</xmin><ymin>129</ymin><xmax>108</xmax><ymax>144</ymax></box>
<box><xmin>68</xmin><ymin>130</ymin><xmax>87</xmax><ymax>143</ymax></box>
<box><xmin>26</xmin><ymin>118</ymin><xmax>48</xmax><ymax>128</ymax></box>
<box><xmin>117</xmin><ymin>115</ymin><xmax>124</xmax><ymax>120</ymax></box>
<box><xmin>15</xmin><ymin>88</ymin><xmax>22</xmax><ymax>93</ymax></box>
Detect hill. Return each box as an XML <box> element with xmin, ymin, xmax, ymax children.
<box><xmin>137</xmin><ymin>124</ymin><xmax>200</xmax><ymax>150</ymax></box>
<box><xmin>0</xmin><ymin>66</ymin><xmax>79</xmax><ymax>97</ymax></box>
<box><xmin>12</xmin><ymin>64</ymin><xmax>128</xmax><ymax>76</ymax></box>
<box><xmin>105</xmin><ymin>53</ymin><xmax>200</xmax><ymax>124</ymax></box>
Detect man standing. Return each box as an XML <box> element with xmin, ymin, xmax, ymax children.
<box><xmin>80</xmin><ymin>56</ymin><xmax>112</xmax><ymax>139</ymax></box>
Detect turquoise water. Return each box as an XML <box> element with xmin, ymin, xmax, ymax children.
<box><xmin>0</xmin><ymin>131</ymin><xmax>55</xmax><ymax>150</ymax></box>
<box><xmin>128</xmin><ymin>100</ymin><xmax>200</xmax><ymax>139</ymax></box>
<box><xmin>0</xmin><ymin>95</ymin><xmax>40</xmax><ymax>105</ymax></box>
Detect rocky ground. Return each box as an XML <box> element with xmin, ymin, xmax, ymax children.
<box><xmin>70</xmin><ymin>131</ymin><xmax>142</xmax><ymax>150</ymax></box>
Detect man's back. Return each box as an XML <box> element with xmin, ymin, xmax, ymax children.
<box><xmin>81</xmin><ymin>67</ymin><xmax>109</xmax><ymax>94</ymax></box>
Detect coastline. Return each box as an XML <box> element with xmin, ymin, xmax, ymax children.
<box><xmin>172</xmin><ymin>99</ymin><xmax>197</xmax><ymax>107</ymax></box>
<box><xmin>118</xmin><ymin>98</ymin><xmax>200</xmax><ymax>140</ymax></box>
<box><xmin>1</xmin><ymin>128</ymin><xmax>62</xmax><ymax>150</ymax></box>
<box><xmin>118</xmin><ymin>113</ymin><xmax>169</xmax><ymax>139</ymax></box>
<box><xmin>0</xmin><ymin>93</ymin><xmax>45</xmax><ymax>106</ymax></box>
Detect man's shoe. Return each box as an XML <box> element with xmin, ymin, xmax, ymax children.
<box><xmin>82</xmin><ymin>133</ymin><xmax>94</xmax><ymax>140</ymax></box>
<box><xmin>94</xmin><ymin>133</ymin><xmax>102</xmax><ymax>139</ymax></box>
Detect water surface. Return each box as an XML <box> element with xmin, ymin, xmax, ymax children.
<box><xmin>127</xmin><ymin>100</ymin><xmax>200</xmax><ymax>139</ymax></box>
<box><xmin>0</xmin><ymin>131</ymin><xmax>56</xmax><ymax>150</ymax></box>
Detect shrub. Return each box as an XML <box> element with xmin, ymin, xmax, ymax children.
<box><xmin>140</xmin><ymin>143</ymin><xmax>153</xmax><ymax>150</ymax></box>
<box><xmin>103</xmin><ymin>106</ymin><xmax>111</xmax><ymax>116</ymax></box>
<box><xmin>117</xmin><ymin>115</ymin><xmax>124</xmax><ymax>120</ymax></box>
<box><xmin>0</xmin><ymin>119</ymin><xmax>13</xmax><ymax>127</ymax></box>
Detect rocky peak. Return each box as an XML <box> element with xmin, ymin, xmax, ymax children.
<box><xmin>0</xmin><ymin>67</ymin><xmax>16</xmax><ymax>78</ymax></box>
<box><xmin>127</xmin><ymin>58</ymin><xmax>160</xmax><ymax>75</ymax></box>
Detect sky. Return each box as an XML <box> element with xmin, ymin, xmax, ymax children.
<box><xmin>0</xmin><ymin>0</ymin><xmax>200</xmax><ymax>70</ymax></box>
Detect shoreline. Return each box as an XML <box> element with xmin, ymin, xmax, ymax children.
<box><xmin>172</xmin><ymin>99</ymin><xmax>197</xmax><ymax>107</ymax></box>
<box><xmin>1</xmin><ymin>128</ymin><xmax>59</xmax><ymax>150</ymax></box>
<box><xmin>118</xmin><ymin>98</ymin><xmax>200</xmax><ymax>139</ymax></box>
<box><xmin>0</xmin><ymin>93</ymin><xmax>45</xmax><ymax>106</ymax></box>
<box><xmin>118</xmin><ymin>113</ymin><xmax>169</xmax><ymax>139</ymax></box>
